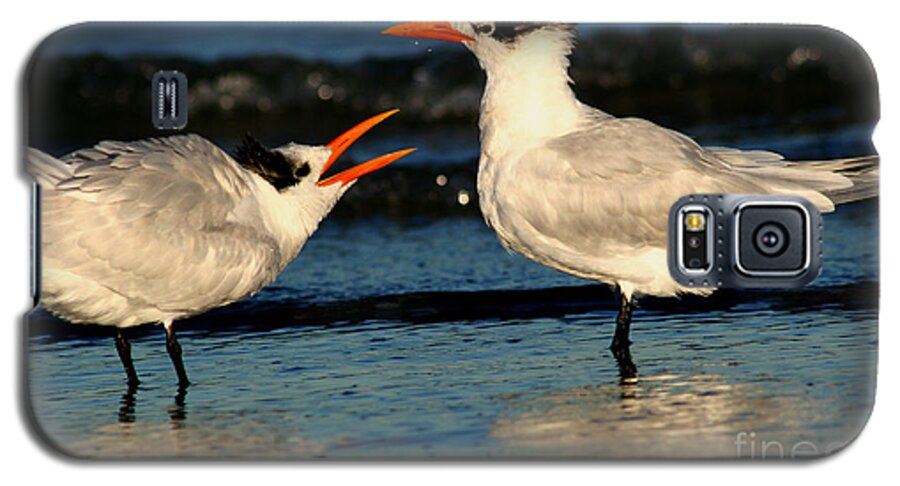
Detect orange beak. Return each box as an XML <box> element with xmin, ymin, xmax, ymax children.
<box><xmin>317</xmin><ymin>109</ymin><xmax>416</xmax><ymax>187</ymax></box>
<box><xmin>382</xmin><ymin>22</ymin><xmax>474</xmax><ymax>44</ymax></box>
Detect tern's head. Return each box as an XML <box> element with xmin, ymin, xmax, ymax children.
<box><xmin>234</xmin><ymin>109</ymin><xmax>414</xmax><ymax>228</ymax></box>
<box><xmin>384</xmin><ymin>22</ymin><xmax>576</xmax><ymax>72</ymax></box>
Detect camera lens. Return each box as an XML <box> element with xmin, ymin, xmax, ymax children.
<box><xmin>733</xmin><ymin>202</ymin><xmax>811</xmax><ymax>275</ymax></box>
<box><xmin>753</xmin><ymin>223</ymin><xmax>788</xmax><ymax>256</ymax></box>
<box><xmin>687</xmin><ymin>235</ymin><xmax>702</xmax><ymax>249</ymax></box>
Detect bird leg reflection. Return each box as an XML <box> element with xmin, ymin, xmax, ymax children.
<box><xmin>168</xmin><ymin>384</ymin><xmax>189</xmax><ymax>424</ymax></box>
<box><xmin>118</xmin><ymin>383</ymin><xmax>138</xmax><ymax>423</ymax></box>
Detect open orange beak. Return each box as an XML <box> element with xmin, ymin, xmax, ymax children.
<box><xmin>382</xmin><ymin>22</ymin><xmax>474</xmax><ymax>44</ymax></box>
<box><xmin>317</xmin><ymin>109</ymin><xmax>416</xmax><ymax>187</ymax></box>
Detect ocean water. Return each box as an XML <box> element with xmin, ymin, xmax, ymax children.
<box><xmin>26</xmin><ymin>198</ymin><xmax>877</xmax><ymax>459</ymax></box>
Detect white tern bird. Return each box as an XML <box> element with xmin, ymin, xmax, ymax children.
<box><xmin>29</xmin><ymin>109</ymin><xmax>415</xmax><ymax>387</ymax></box>
<box><xmin>384</xmin><ymin>22</ymin><xmax>877</xmax><ymax>352</ymax></box>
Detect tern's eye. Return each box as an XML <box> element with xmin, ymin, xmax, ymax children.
<box><xmin>294</xmin><ymin>163</ymin><xmax>311</xmax><ymax>179</ymax></box>
<box><xmin>474</xmin><ymin>23</ymin><xmax>495</xmax><ymax>35</ymax></box>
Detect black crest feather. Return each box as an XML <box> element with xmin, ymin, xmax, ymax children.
<box><xmin>234</xmin><ymin>134</ymin><xmax>308</xmax><ymax>190</ymax></box>
<box><xmin>476</xmin><ymin>22</ymin><xmax>574</xmax><ymax>43</ymax></box>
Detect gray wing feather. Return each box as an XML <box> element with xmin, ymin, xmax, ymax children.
<box><xmin>706</xmin><ymin>146</ymin><xmax>787</xmax><ymax>166</ymax></box>
<box><xmin>507</xmin><ymin>119</ymin><xmax>764</xmax><ymax>250</ymax></box>
<box><xmin>499</xmin><ymin>118</ymin><xmax>865</xmax><ymax>273</ymax></box>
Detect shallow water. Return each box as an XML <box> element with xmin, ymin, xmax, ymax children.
<box><xmin>27</xmin><ymin>200</ymin><xmax>877</xmax><ymax>459</ymax></box>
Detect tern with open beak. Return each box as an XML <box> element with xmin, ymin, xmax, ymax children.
<box><xmin>29</xmin><ymin>109</ymin><xmax>415</xmax><ymax>387</ymax></box>
<box><xmin>384</xmin><ymin>22</ymin><xmax>877</xmax><ymax>353</ymax></box>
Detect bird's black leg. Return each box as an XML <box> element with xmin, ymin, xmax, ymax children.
<box><xmin>164</xmin><ymin>323</ymin><xmax>190</xmax><ymax>388</ymax></box>
<box><xmin>610</xmin><ymin>290</ymin><xmax>633</xmax><ymax>351</ymax></box>
<box><xmin>612</xmin><ymin>340</ymin><xmax>638</xmax><ymax>381</ymax></box>
<box><xmin>609</xmin><ymin>290</ymin><xmax>638</xmax><ymax>380</ymax></box>
<box><xmin>114</xmin><ymin>330</ymin><xmax>140</xmax><ymax>388</ymax></box>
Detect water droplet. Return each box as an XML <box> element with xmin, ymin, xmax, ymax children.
<box><xmin>317</xmin><ymin>84</ymin><xmax>334</xmax><ymax>101</ymax></box>
<box><xmin>306</xmin><ymin>71</ymin><xmax>323</xmax><ymax>88</ymax></box>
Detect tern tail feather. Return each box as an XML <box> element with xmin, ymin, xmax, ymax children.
<box><xmin>709</xmin><ymin>146</ymin><xmax>879</xmax><ymax>209</ymax></box>
<box><xmin>27</xmin><ymin>148</ymin><xmax>73</xmax><ymax>187</ymax></box>
<box><xmin>805</xmin><ymin>155</ymin><xmax>879</xmax><ymax>206</ymax></box>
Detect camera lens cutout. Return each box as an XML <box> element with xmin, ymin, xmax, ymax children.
<box><xmin>668</xmin><ymin>195</ymin><xmax>821</xmax><ymax>288</ymax></box>
<box><xmin>736</xmin><ymin>204</ymin><xmax>808</xmax><ymax>275</ymax></box>
<box><xmin>753</xmin><ymin>222</ymin><xmax>788</xmax><ymax>257</ymax></box>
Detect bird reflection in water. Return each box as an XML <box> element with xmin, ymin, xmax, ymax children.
<box><xmin>489</xmin><ymin>371</ymin><xmax>828</xmax><ymax>458</ymax></box>
<box><xmin>79</xmin><ymin>380</ymin><xmax>324</xmax><ymax>458</ymax></box>
<box><xmin>168</xmin><ymin>385</ymin><xmax>189</xmax><ymax>424</ymax></box>
<box><xmin>117</xmin><ymin>384</ymin><xmax>138</xmax><ymax>424</ymax></box>
<box><xmin>116</xmin><ymin>383</ymin><xmax>189</xmax><ymax>426</ymax></box>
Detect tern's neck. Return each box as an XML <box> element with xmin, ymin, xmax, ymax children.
<box><xmin>251</xmin><ymin>181</ymin><xmax>339</xmax><ymax>269</ymax></box>
<box><xmin>476</xmin><ymin>38</ymin><xmax>597</xmax><ymax>152</ymax></box>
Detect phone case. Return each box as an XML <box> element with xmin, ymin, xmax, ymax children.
<box><xmin>25</xmin><ymin>22</ymin><xmax>879</xmax><ymax>460</ymax></box>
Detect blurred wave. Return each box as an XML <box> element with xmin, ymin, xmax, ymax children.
<box><xmin>28</xmin><ymin>24</ymin><xmax>878</xmax><ymax>218</ymax></box>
